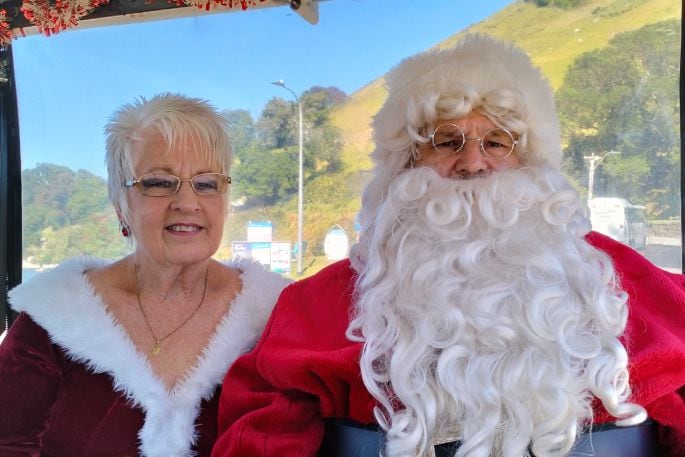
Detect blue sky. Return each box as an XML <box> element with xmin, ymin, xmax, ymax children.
<box><xmin>13</xmin><ymin>0</ymin><xmax>513</xmax><ymax>177</ymax></box>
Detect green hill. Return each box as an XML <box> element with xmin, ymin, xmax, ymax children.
<box><xmin>230</xmin><ymin>0</ymin><xmax>680</xmax><ymax>277</ymax></box>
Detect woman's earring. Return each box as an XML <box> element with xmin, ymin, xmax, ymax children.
<box><xmin>120</xmin><ymin>220</ymin><xmax>131</xmax><ymax>238</ymax></box>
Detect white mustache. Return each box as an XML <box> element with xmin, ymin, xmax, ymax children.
<box><xmin>451</xmin><ymin>169</ymin><xmax>489</xmax><ymax>180</ymax></box>
<box><xmin>391</xmin><ymin>166</ymin><xmax>589</xmax><ymax>236</ymax></box>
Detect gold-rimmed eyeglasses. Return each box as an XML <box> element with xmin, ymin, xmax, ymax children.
<box><xmin>428</xmin><ymin>123</ymin><xmax>518</xmax><ymax>159</ymax></box>
<box><xmin>124</xmin><ymin>173</ymin><xmax>231</xmax><ymax>197</ymax></box>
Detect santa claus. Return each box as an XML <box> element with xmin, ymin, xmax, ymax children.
<box><xmin>212</xmin><ymin>34</ymin><xmax>685</xmax><ymax>457</ymax></box>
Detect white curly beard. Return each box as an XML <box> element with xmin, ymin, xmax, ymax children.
<box><xmin>347</xmin><ymin>166</ymin><xmax>646</xmax><ymax>457</ymax></box>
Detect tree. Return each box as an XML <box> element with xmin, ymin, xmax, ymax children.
<box><xmin>301</xmin><ymin>86</ymin><xmax>347</xmax><ymax>127</ymax></box>
<box><xmin>222</xmin><ymin>109</ymin><xmax>255</xmax><ymax>154</ymax></box>
<box><xmin>232</xmin><ymin>85</ymin><xmax>347</xmax><ymax>208</ymax></box>
<box><xmin>556</xmin><ymin>20</ymin><xmax>680</xmax><ymax>216</ymax></box>
<box><xmin>35</xmin><ymin>226</ymin><xmax>70</xmax><ymax>265</ymax></box>
<box><xmin>22</xmin><ymin>163</ymin><xmax>75</xmax><ymax>248</ymax></box>
<box><xmin>68</xmin><ymin>170</ymin><xmax>109</xmax><ymax>221</ymax></box>
<box><xmin>232</xmin><ymin>145</ymin><xmax>298</xmax><ymax>208</ymax></box>
<box><xmin>256</xmin><ymin>97</ymin><xmax>297</xmax><ymax>149</ymax></box>
<box><xmin>304</xmin><ymin>124</ymin><xmax>343</xmax><ymax>174</ymax></box>
<box><xmin>21</xmin><ymin>163</ymin><xmax>129</xmax><ymax>263</ymax></box>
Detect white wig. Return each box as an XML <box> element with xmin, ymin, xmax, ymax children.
<box><xmin>352</xmin><ymin>34</ymin><xmax>560</xmax><ymax>269</ymax></box>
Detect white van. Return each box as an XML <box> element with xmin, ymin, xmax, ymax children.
<box><xmin>589</xmin><ymin>198</ymin><xmax>648</xmax><ymax>249</ymax></box>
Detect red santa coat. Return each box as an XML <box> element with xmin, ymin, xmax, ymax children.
<box><xmin>212</xmin><ymin>232</ymin><xmax>685</xmax><ymax>457</ymax></box>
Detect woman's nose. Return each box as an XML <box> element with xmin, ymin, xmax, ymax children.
<box><xmin>170</xmin><ymin>181</ymin><xmax>201</xmax><ymax>212</ymax></box>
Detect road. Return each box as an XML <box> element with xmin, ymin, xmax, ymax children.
<box><xmin>641</xmin><ymin>237</ymin><xmax>682</xmax><ymax>273</ymax></box>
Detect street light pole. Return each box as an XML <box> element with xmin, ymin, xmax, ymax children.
<box><xmin>584</xmin><ymin>150</ymin><xmax>621</xmax><ymax>206</ymax></box>
<box><xmin>584</xmin><ymin>152</ymin><xmax>601</xmax><ymax>205</ymax></box>
<box><xmin>272</xmin><ymin>80</ymin><xmax>304</xmax><ymax>276</ymax></box>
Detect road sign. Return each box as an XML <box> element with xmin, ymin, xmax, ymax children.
<box><xmin>323</xmin><ymin>225</ymin><xmax>349</xmax><ymax>261</ymax></box>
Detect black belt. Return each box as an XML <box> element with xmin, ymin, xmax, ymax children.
<box><xmin>319</xmin><ymin>418</ymin><xmax>659</xmax><ymax>457</ymax></box>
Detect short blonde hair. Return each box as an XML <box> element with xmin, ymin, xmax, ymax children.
<box><xmin>104</xmin><ymin>93</ymin><xmax>232</xmax><ymax>224</ymax></box>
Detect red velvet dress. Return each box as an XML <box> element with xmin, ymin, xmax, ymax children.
<box><xmin>0</xmin><ymin>257</ymin><xmax>291</xmax><ymax>457</ymax></box>
<box><xmin>0</xmin><ymin>313</ymin><xmax>220</xmax><ymax>457</ymax></box>
<box><xmin>212</xmin><ymin>232</ymin><xmax>685</xmax><ymax>457</ymax></box>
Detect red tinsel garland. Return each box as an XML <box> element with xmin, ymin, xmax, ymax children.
<box><xmin>176</xmin><ymin>0</ymin><xmax>266</xmax><ymax>12</ymax></box>
<box><xmin>0</xmin><ymin>10</ymin><xmax>12</xmax><ymax>46</ymax></box>
<box><xmin>0</xmin><ymin>0</ymin><xmax>267</xmax><ymax>47</ymax></box>
<box><xmin>21</xmin><ymin>0</ymin><xmax>110</xmax><ymax>36</ymax></box>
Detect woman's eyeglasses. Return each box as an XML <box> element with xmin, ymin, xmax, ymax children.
<box><xmin>124</xmin><ymin>173</ymin><xmax>231</xmax><ymax>197</ymax></box>
<box><xmin>428</xmin><ymin>123</ymin><xmax>518</xmax><ymax>159</ymax></box>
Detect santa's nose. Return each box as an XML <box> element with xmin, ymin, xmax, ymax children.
<box><xmin>451</xmin><ymin>141</ymin><xmax>490</xmax><ymax>177</ymax></box>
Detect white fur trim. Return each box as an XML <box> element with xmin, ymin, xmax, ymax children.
<box><xmin>9</xmin><ymin>256</ymin><xmax>291</xmax><ymax>457</ymax></box>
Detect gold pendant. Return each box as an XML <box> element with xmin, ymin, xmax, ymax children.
<box><xmin>151</xmin><ymin>342</ymin><xmax>161</xmax><ymax>356</ymax></box>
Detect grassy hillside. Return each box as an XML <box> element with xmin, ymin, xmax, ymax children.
<box><xmin>454</xmin><ymin>0</ymin><xmax>680</xmax><ymax>88</ymax></box>
<box><xmin>226</xmin><ymin>0</ymin><xmax>681</xmax><ymax>277</ymax></box>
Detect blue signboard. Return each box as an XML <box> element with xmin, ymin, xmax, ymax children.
<box><xmin>232</xmin><ymin>240</ymin><xmax>291</xmax><ymax>276</ymax></box>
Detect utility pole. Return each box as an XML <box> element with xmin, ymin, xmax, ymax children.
<box><xmin>584</xmin><ymin>150</ymin><xmax>621</xmax><ymax>206</ymax></box>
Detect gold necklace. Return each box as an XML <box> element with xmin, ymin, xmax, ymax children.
<box><xmin>135</xmin><ymin>264</ymin><xmax>208</xmax><ymax>356</ymax></box>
